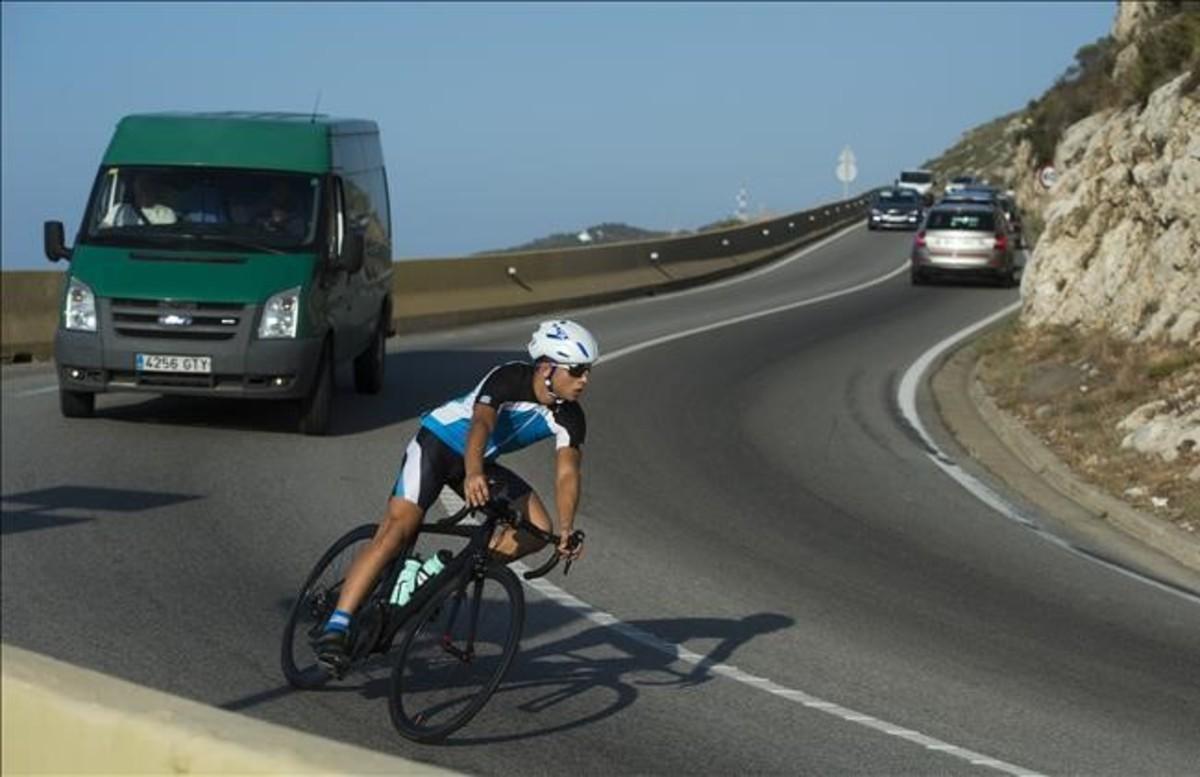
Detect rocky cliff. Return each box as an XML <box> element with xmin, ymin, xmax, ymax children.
<box><xmin>1019</xmin><ymin>71</ymin><xmax>1199</xmax><ymax>344</ymax></box>
<box><xmin>1013</xmin><ymin>0</ymin><xmax>1199</xmax><ymax>479</ymax></box>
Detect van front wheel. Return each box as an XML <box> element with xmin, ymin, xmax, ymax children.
<box><xmin>353</xmin><ymin>313</ymin><xmax>386</xmax><ymax>395</ymax></box>
<box><xmin>298</xmin><ymin>348</ymin><xmax>333</xmax><ymax>436</ymax></box>
<box><xmin>60</xmin><ymin>389</ymin><xmax>95</xmax><ymax>419</ymax></box>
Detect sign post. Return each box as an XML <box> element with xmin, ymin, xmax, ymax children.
<box><xmin>1038</xmin><ymin>165</ymin><xmax>1059</xmax><ymax>190</ymax></box>
<box><xmin>836</xmin><ymin>146</ymin><xmax>858</xmax><ymax>199</ymax></box>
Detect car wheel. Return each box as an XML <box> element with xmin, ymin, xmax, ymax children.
<box><xmin>910</xmin><ymin>268</ymin><xmax>927</xmax><ymax>286</ymax></box>
<box><xmin>298</xmin><ymin>344</ymin><xmax>333</xmax><ymax>436</ymax></box>
<box><xmin>60</xmin><ymin>388</ymin><xmax>95</xmax><ymax>419</ymax></box>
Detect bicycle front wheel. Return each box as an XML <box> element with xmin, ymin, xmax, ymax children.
<box><xmin>281</xmin><ymin>524</ymin><xmax>376</xmax><ymax>689</ymax></box>
<box><xmin>388</xmin><ymin>562</ymin><xmax>525</xmax><ymax>742</ymax></box>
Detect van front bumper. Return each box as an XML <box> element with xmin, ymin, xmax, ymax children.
<box><xmin>55</xmin><ymin>329</ymin><xmax>324</xmax><ymax>400</ymax></box>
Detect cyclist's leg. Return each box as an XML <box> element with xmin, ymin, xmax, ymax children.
<box><xmin>332</xmin><ymin>497</ymin><xmax>423</xmax><ymax>614</ymax></box>
<box><xmin>483</xmin><ymin>464</ymin><xmax>550</xmax><ymax>562</ymax></box>
<box><xmin>332</xmin><ymin>428</ymin><xmax>454</xmax><ymax>616</ymax></box>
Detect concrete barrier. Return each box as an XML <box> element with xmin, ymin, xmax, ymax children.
<box><xmin>1</xmin><ymin>643</ymin><xmax>456</xmax><ymax>775</ymax></box>
<box><xmin>1</xmin><ymin>270</ymin><xmax>66</xmax><ymax>362</ymax></box>
<box><xmin>1</xmin><ymin>197</ymin><xmax>867</xmax><ymax>361</ymax></box>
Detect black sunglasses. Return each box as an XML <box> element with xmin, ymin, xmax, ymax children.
<box><xmin>557</xmin><ymin>363</ymin><xmax>592</xmax><ymax>377</ymax></box>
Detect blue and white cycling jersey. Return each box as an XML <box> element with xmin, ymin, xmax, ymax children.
<box><xmin>420</xmin><ymin>362</ymin><xmax>586</xmax><ymax>459</ymax></box>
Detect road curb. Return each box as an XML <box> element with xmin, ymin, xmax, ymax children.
<box><xmin>1</xmin><ymin>643</ymin><xmax>457</xmax><ymax>775</ymax></box>
<box><xmin>931</xmin><ymin>338</ymin><xmax>1200</xmax><ymax>577</ymax></box>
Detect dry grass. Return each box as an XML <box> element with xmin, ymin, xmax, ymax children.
<box><xmin>975</xmin><ymin>321</ymin><xmax>1199</xmax><ymax>533</ymax></box>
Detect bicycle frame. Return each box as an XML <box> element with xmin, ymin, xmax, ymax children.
<box><xmin>348</xmin><ymin>488</ymin><xmax>583</xmax><ymax>664</ymax></box>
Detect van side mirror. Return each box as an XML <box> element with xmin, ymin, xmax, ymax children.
<box><xmin>340</xmin><ymin>229</ymin><xmax>365</xmax><ymax>274</ymax></box>
<box><xmin>44</xmin><ymin>220</ymin><xmax>72</xmax><ymax>262</ymax></box>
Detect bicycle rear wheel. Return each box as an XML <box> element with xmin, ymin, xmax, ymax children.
<box><xmin>388</xmin><ymin>562</ymin><xmax>525</xmax><ymax>742</ymax></box>
<box><xmin>281</xmin><ymin>524</ymin><xmax>376</xmax><ymax>689</ymax></box>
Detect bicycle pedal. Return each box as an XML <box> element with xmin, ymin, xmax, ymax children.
<box><xmin>316</xmin><ymin>654</ymin><xmax>350</xmax><ymax>679</ymax></box>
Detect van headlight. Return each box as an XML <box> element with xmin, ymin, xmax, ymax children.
<box><xmin>258</xmin><ymin>286</ymin><xmax>301</xmax><ymax>339</ymax></box>
<box><xmin>64</xmin><ymin>278</ymin><xmax>97</xmax><ymax>332</ymax></box>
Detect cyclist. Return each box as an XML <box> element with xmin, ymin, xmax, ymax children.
<box><xmin>314</xmin><ymin>319</ymin><xmax>598</xmax><ymax>673</ymax></box>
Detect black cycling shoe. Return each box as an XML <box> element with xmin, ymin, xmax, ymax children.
<box><xmin>312</xmin><ymin>629</ymin><xmax>350</xmax><ymax>677</ymax></box>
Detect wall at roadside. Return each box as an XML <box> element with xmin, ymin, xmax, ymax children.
<box><xmin>1</xmin><ymin>197</ymin><xmax>867</xmax><ymax>361</ymax></box>
<box><xmin>1</xmin><ymin>643</ymin><xmax>456</xmax><ymax>775</ymax></box>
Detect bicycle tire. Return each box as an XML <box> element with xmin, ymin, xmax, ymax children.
<box><xmin>281</xmin><ymin>523</ymin><xmax>377</xmax><ymax>689</ymax></box>
<box><xmin>388</xmin><ymin>561</ymin><xmax>525</xmax><ymax>742</ymax></box>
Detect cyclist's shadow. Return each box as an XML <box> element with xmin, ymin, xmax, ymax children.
<box><xmin>359</xmin><ymin>601</ymin><xmax>793</xmax><ymax>745</ymax></box>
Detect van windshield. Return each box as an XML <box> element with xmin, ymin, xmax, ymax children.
<box><xmin>82</xmin><ymin>166</ymin><xmax>322</xmax><ymax>252</ymax></box>
<box><xmin>899</xmin><ymin>171</ymin><xmax>933</xmax><ymax>184</ymax></box>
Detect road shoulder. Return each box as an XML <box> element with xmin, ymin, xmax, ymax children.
<box><xmin>930</xmin><ymin>332</ymin><xmax>1200</xmax><ymax>593</ymax></box>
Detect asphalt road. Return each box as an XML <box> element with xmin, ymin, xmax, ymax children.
<box><xmin>3</xmin><ymin>224</ymin><xmax>1198</xmax><ymax>776</ymax></box>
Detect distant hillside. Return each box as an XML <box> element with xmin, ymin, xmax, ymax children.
<box><xmin>920</xmin><ymin>110</ymin><xmax>1024</xmax><ymax>192</ymax></box>
<box><xmin>480</xmin><ymin>222</ymin><xmax>669</xmax><ymax>254</ymax></box>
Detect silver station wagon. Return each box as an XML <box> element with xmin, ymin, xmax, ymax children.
<box><xmin>910</xmin><ymin>203</ymin><xmax>1019</xmax><ymax>287</ymax></box>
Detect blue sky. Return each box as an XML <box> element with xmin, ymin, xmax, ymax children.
<box><xmin>2</xmin><ymin>1</ymin><xmax>1114</xmax><ymax>268</ymax></box>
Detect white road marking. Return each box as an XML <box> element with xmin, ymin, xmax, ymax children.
<box><xmin>599</xmin><ymin>261</ymin><xmax>908</xmax><ymax>365</ymax></box>
<box><xmin>435</xmin><ymin>503</ymin><xmax>1042</xmax><ymax>776</ymax></box>
<box><xmin>897</xmin><ymin>304</ymin><xmax>1200</xmax><ymax>607</ymax></box>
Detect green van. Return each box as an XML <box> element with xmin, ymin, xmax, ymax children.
<box><xmin>44</xmin><ymin>112</ymin><xmax>394</xmax><ymax>435</ymax></box>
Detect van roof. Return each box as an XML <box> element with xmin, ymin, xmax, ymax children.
<box><xmin>102</xmin><ymin>112</ymin><xmax>379</xmax><ymax>173</ymax></box>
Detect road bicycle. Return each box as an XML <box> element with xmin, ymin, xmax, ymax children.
<box><xmin>281</xmin><ymin>483</ymin><xmax>584</xmax><ymax>742</ymax></box>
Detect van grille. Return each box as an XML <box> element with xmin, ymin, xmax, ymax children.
<box><xmin>110</xmin><ymin>298</ymin><xmax>247</xmax><ymax>341</ymax></box>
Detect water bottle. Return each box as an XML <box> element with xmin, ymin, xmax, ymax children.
<box><xmin>391</xmin><ymin>557</ymin><xmax>423</xmax><ymax>606</ymax></box>
<box><xmin>415</xmin><ymin>550</ymin><xmax>452</xmax><ymax>587</ymax></box>
<box><xmin>391</xmin><ymin>550</ymin><xmax>453</xmax><ymax>606</ymax></box>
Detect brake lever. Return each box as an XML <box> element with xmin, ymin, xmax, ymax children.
<box><xmin>562</xmin><ymin>530</ymin><xmax>585</xmax><ymax>576</ymax></box>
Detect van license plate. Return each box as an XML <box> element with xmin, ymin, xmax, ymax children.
<box><xmin>136</xmin><ymin>354</ymin><xmax>212</xmax><ymax>374</ymax></box>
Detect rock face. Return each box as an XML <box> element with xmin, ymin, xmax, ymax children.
<box><xmin>1019</xmin><ymin>71</ymin><xmax>1200</xmax><ymax>344</ymax></box>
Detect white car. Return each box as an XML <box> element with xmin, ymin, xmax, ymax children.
<box><xmin>896</xmin><ymin>169</ymin><xmax>934</xmax><ymax>202</ymax></box>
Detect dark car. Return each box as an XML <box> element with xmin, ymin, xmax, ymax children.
<box><xmin>943</xmin><ymin>174</ymin><xmax>980</xmax><ymax>195</ymax></box>
<box><xmin>867</xmin><ymin>188</ymin><xmax>924</xmax><ymax>231</ymax></box>
<box><xmin>911</xmin><ymin>203</ymin><xmax>1020</xmax><ymax>286</ymax></box>
<box><xmin>938</xmin><ymin>186</ymin><xmax>998</xmax><ymax>206</ymax></box>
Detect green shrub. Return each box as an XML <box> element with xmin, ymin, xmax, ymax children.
<box><xmin>1017</xmin><ymin>5</ymin><xmax>1200</xmax><ymax>165</ymax></box>
<box><xmin>1019</xmin><ymin>37</ymin><xmax>1119</xmax><ymax>165</ymax></box>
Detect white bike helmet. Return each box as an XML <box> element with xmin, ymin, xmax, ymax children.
<box><xmin>527</xmin><ymin>319</ymin><xmax>599</xmax><ymax>365</ymax></box>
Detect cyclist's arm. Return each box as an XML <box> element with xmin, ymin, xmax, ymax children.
<box><xmin>464</xmin><ymin>403</ymin><xmax>497</xmax><ymax>506</ymax></box>
<box><xmin>554</xmin><ymin>446</ymin><xmax>582</xmax><ymax>551</ymax></box>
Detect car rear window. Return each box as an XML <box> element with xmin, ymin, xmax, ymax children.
<box><xmin>926</xmin><ymin>211</ymin><xmax>996</xmax><ymax>231</ymax></box>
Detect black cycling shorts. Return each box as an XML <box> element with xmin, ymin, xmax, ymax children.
<box><xmin>391</xmin><ymin>427</ymin><xmax>532</xmax><ymax>512</ymax></box>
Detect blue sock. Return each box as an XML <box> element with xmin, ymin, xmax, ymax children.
<box><xmin>324</xmin><ymin>609</ymin><xmax>352</xmax><ymax>634</ymax></box>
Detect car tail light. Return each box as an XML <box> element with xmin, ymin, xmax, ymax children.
<box><xmin>994</xmin><ymin>233</ymin><xmax>1008</xmax><ymax>251</ymax></box>
<box><xmin>915</xmin><ymin>230</ymin><xmax>926</xmax><ymax>248</ymax></box>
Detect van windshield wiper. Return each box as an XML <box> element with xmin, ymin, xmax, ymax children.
<box><xmin>178</xmin><ymin>233</ymin><xmax>288</xmax><ymax>255</ymax></box>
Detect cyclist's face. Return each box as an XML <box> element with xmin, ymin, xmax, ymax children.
<box><xmin>548</xmin><ymin>363</ymin><xmax>589</xmax><ymax>401</ymax></box>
